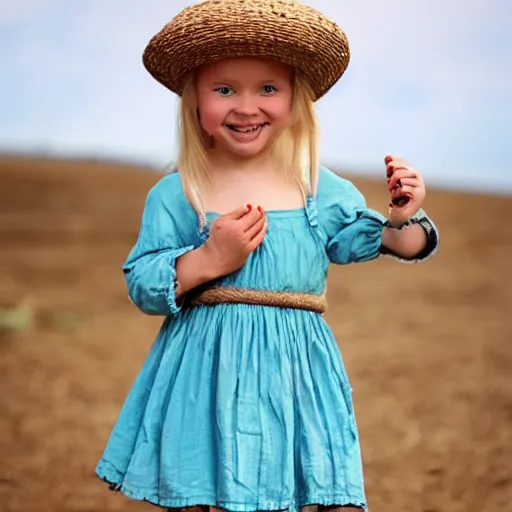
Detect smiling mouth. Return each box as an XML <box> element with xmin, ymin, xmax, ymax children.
<box><xmin>226</xmin><ymin>123</ymin><xmax>268</xmax><ymax>132</ymax></box>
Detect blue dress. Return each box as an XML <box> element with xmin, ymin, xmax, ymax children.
<box><xmin>96</xmin><ymin>167</ymin><xmax>438</xmax><ymax>511</ymax></box>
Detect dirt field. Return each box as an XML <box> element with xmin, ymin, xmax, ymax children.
<box><xmin>0</xmin><ymin>156</ymin><xmax>511</xmax><ymax>512</ymax></box>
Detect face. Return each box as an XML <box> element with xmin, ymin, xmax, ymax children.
<box><xmin>195</xmin><ymin>57</ymin><xmax>294</xmax><ymax>160</ymax></box>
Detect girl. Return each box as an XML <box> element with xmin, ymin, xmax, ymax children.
<box><xmin>96</xmin><ymin>1</ymin><xmax>438</xmax><ymax>511</ymax></box>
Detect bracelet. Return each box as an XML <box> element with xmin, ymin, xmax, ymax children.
<box><xmin>382</xmin><ymin>209</ymin><xmax>438</xmax><ymax>260</ymax></box>
<box><xmin>383</xmin><ymin>208</ymin><xmax>427</xmax><ymax>230</ymax></box>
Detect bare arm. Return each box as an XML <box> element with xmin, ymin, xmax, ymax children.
<box><xmin>175</xmin><ymin>246</ymin><xmax>221</xmax><ymax>298</ymax></box>
<box><xmin>381</xmin><ymin>155</ymin><xmax>438</xmax><ymax>260</ymax></box>
<box><xmin>381</xmin><ymin>223</ymin><xmax>427</xmax><ymax>260</ymax></box>
<box><xmin>175</xmin><ymin>204</ymin><xmax>267</xmax><ymax>299</ymax></box>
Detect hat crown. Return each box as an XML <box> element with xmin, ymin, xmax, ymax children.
<box><xmin>143</xmin><ymin>0</ymin><xmax>350</xmax><ymax>100</ymax></box>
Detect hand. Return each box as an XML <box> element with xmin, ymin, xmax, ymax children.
<box><xmin>385</xmin><ymin>155</ymin><xmax>426</xmax><ymax>227</ymax></box>
<box><xmin>202</xmin><ymin>204</ymin><xmax>267</xmax><ymax>276</ymax></box>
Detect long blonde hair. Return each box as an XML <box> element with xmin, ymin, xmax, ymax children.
<box><xmin>176</xmin><ymin>69</ymin><xmax>319</xmax><ymax>225</ymax></box>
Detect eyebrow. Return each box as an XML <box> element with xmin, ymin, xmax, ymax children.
<box><xmin>211</xmin><ymin>79</ymin><xmax>281</xmax><ymax>86</ymax></box>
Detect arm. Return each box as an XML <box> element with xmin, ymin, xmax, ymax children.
<box><xmin>380</xmin><ymin>209</ymin><xmax>438</xmax><ymax>261</ymax></box>
<box><xmin>124</xmin><ymin>178</ymin><xmax>268</xmax><ymax>315</ymax></box>
<box><xmin>122</xmin><ymin>179</ymin><xmax>196</xmax><ymax>316</ymax></box>
<box><xmin>174</xmin><ymin>246</ymin><xmax>220</xmax><ymax>299</ymax></box>
<box><xmin>382</xmin><ymin>224</ymin><xmax>427</xmax><ymax>259</ymax></box>
<box><xmin>380</xmin><ymin>156</ymin><xmax>439</xmax><ymax>261</ymax></box>
<box><xmin>317</xmin><ymin>166</ymin><xmax>438</xmax><ymax>265</ymax></box>
<box><xmin>175</xmin><ymin>204</ymin><xmax>268</xmax><ymax>298</ymax></box>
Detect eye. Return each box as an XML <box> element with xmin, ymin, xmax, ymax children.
<box><xmin>262</xmin><ymin>84</ymin><xmax>277</xmax><ymax>94</ymax></box>
<box><xmin>215</xmin><ymin>86</ymin><xmax>233</xmax><ymax>96</ymax></box>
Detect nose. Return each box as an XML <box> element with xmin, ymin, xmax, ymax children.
<box><xmin>234</xmin><ymin>92</ymin><xmax>260</xmax><ymax>116</ymax></box>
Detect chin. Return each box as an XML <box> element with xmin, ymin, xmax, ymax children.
<box><xmin>224</xmin><ymin>141</ymin><xmax>271</xmax><ymax>159</ymax></box>
<box><xmin>234</xmin><ymin>146</ymin><xmax>267</xmax><ymax>158</ymax></box>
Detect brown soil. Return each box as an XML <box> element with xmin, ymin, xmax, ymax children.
<box><xmin>0</xmin><ymin>156</ymin><xmax>511</xmax><ymax>512</ymax></box>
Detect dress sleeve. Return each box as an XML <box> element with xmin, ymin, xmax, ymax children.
<box><xmin>122</xmin><ymin>177</ymin><xmax>195</xmax><ymax>316</ymax></box>
<box><xmin>316</xmin><ymin>167</ymin><xmax>438</xmax><ymax>265</ymax></box>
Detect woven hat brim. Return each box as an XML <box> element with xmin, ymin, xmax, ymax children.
<box><xmin>142</xmin><ymin>0</ymin><xmax>350</xmax><ymax>101</ymax></box>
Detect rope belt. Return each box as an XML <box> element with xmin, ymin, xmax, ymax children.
<box><xmin>190</xmin><ymin>287</ymin><xmax>327</xmax><ymax>314</ymax></box>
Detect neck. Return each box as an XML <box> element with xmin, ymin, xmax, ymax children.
<box><xmin>206</xmin><ymin>147</ymin><xmax>276</xmax><ymax>176</ymax></box>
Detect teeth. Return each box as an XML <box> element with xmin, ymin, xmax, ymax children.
<box><xmin>230</xmin><ymin>125</ymin><xmax>261</xmax><ymax>132</ymax></box>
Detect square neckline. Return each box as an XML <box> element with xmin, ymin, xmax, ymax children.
<box><xmin>206</xmin><ymin>194</ymin><xmax>316</xmax><ymax>220</ymax></box>
<box><xmin>205</xmin><ymin>207</ymin><xmax>307</xmax><ymax>219</ymax></box>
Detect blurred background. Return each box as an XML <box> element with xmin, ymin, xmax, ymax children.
<box><xmin>0</xmin><ymin>1</ymin><xmax>511</xmax><ymax>511</ymax></box>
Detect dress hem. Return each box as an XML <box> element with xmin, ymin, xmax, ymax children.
<box><xmin>96</xmin><ymin>461</ymin><xmax>367</xmax><ymax>511</ymax></box>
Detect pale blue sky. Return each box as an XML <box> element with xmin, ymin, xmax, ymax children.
<box><xmin>1</xmin><ymin>0</ymin><xmax>511</xmax><ymax>194</ymax></box>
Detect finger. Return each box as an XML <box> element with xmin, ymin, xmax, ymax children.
<box><xmin>393</xmin><ymin>199</ymin><xmax>420</xmax><ymax>219</ymax></box>
<box><xmin>245</xmin><ymin>212</ymin><xmax>266</xmax><ymax>240</ymax></box>
<box><xmin>387</xmin><ymin>165</ymin><xmax>416</xmax><ymax>177</ymax></box>
<box><xmin>391</xmin><ymin>184</ymin><xmax>414</xmax><ymax>200</ymax></box>
<box><xmin>386</xmin><ymin>165</ymin><xmax>413</xmax><ymax>179</ymax></box>
<box><xmin>225</xmin><ymin>204</ymin><xmax>252</xmax><ymax>220</ymax></box>
<box><xmin>240</xmin><ymin>205</ymin><xmax>264</xmax><ymax>231</ymax></box>
<box><xmin>385</xmin><ymin>154</ymin><xmax>409</xmax><ymax>164</ymax></box>
<box><xmin>390</xmin><ymin>195</ymin><xmax>411</xmax><ymax>208</ymax></box>
<box><xmin>396</xmin><ymin>177</ymin><xmax>420</xmax><ymax>188</ymax></box>
<box><xmin>385</xmin><ymin>155</ymin><xmax>410</xmax><ymax>166</ymax></box>
<box><xmin>390</xmin><ymin>187</ymin><xmax>425</xmax><ymax>213</ymax></box>
<box><xmin>388</xmin><ymin>168</ymin><xmax>419</xmax><ymax>187</ymax></box>
<box><xmin>390</xmin><ymin>184</ymin><xmax>413</xmax><ymax>207</ymax></box>
<box><xmin>385</xmin><ymin>155</ymin><xmax>399</xmax><ymax>165</ymax></box>
<box><xmin>386</xmin><ymin>160</ymin><xmax>416</xmax><ymax>177</ymax></box>
<box><xmin>247</xmin><ymin>219</ymin><xmax>268</xmax><ymax>251</ymax></box>
<box><xmin>388</xmin><ymin>174</ymin><xmax>421</xmax><ymax>190</ymax></box>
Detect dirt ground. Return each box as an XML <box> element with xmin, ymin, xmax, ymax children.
<box><xmin>0</xmin><ymin>156</ymin><xmax>511</xmax><ymax>512</ymax></box>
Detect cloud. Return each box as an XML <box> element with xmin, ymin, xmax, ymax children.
<box><xmin>0</xmin><ymin>0</ymin><xmax>510</xmax><ymax>192</ymax></box>
<box><xmin>316</xmin><ymin>0</ymin><xmax>512</xmax><ymax>187</ymax></box>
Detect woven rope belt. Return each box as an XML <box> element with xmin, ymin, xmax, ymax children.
<box><xmin>190</xmin><ymin>287</ymin><xmax>327</xmax><ymax>314</ymax></box>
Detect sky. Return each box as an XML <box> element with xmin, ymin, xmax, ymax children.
<box><xmin>0</xmin><ymin>0</ymin><xmax>511</xmax><ymax>194</ymax></box>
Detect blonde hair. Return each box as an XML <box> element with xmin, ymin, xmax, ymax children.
<box><xmin>176</xmin><ymin>70</ymin><xmax>319</xmax><ymax>225</ymax></box>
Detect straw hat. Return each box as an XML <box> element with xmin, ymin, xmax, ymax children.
<box><xmin>142</xmin><ymin>0</ymin><xmax>350</xmax><ymax>101</ymax></box>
